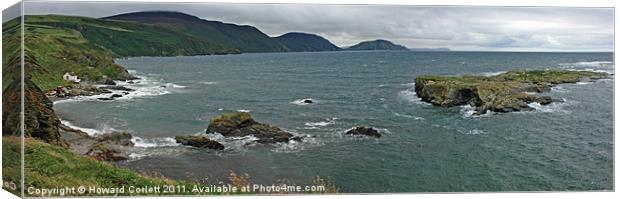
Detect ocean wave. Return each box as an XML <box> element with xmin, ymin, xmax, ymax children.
<box><xmin>570</xmin><ymin>61</ymin><xmax>613</xmax><ymax>67</ymax></box>
<box><xmin>198</xmin><ymin>81</ymin><xmax>218</xmax><ymax>85</ymax></box>
<box><xmin>54</xmin><ymin>70</ymin><xmax>182</xmax><ymax>104</ymax></box>
<box><xmin>291</xmin><ymin>98</ymin><xmax>316</xmax><ymax>105</ymax></box>
<box><xmin>460</xmin><ymin>104</ymin><xmax>492</xmax><ymax>118</ymax></box>
<box><xmin>60</xmin><ymin>120</ymin><xmax>118</xmax><ymax>136</ymax></box>
<box><xmin>550</xmin><ymin>86</ymin><xmax>569</xmax><ymax>93</ymax></box>
<box><xmin>237</xmin><ymin>109</ymin><xmax>251</xmax><ymax>113</ymax></box>
<box><xmin>455</xmin><ymin>129</ymin><xmax>487</xmax><ymax>135</ymax></box>
<box><xmin>202</xmin><ymin>133</ymin><xmax>259</xmax><ymax>153</ymax></box>
<box><xmin>393</xmin><ymin>112</ymin><xmax>425</xmax><ymax>120</ymax></box>
<box><xmin>271</xmin><ymin>135</ymin><xmax>322</xmax><ymax>153</ymax></box>
<box><xmin>131</xmin><ymin>136</ymin><xmax>180</xmax><ymax>148</ymax></box>
<box><xmin>398</xmin><ymin>83</ymin><xmax>427</xmax><ymax>105</ymax></box>
<box><xmin>526</xmin><ymin>100</ymin><xmax>572</xmax><ymax>114</ymax></box>
<box><xmin>304</xmin><ymin>117</ymin><xmax>337</xmax><ymax>128</ymax></box>
<box><xmin>479</xmin><ymin>71</ymin><xmax>506</xmax><ymax>77</ymax></box>
<box><xmin>559</xmin><ymin>61</ymin><xmax>614</xmax><ymax>75</ymax></box>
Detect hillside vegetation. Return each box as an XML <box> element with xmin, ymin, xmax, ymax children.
<box><xmin>274</xmin><ymin>32</ymin><xmax>341</xmax><ymax>52</ymax></box>
<box><xmin>104</xmin><ymin>11</ymin><xmax>287</xmax><ymax>53</ymax></box>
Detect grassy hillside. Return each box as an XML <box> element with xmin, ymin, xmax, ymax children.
<box><xmin>274</xmin><ymin>32</ymin><xmax>341</xmax><ymax>52</ymax></box>
<box><xmin>2</xmin><ymin>137</ymin><xmax>206</xmax><ymax>197</ymax></box>
<box><xmin>2</xmin><ymin>14</ymin><xmax>248</xmax><ymax>91</ymax></box>
<box><xmin>104</xmin><ymin>11</ymin><xmax>288</xmax><ymax>53</ymax></box>
<box><xmin>24</xmin><ymin>15</ymin><xmax>238</xmax><ymax>57</ymax></box>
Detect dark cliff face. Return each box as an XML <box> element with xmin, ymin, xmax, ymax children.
<box><xmin>2</xmin><ymin>78</ymin><xmax>68</xmax><ymax>148</ymax></box>
<box><xmin>274</xmin><ymin>32</ymin><xmax>342</xmax><ymax>52</ymax></box>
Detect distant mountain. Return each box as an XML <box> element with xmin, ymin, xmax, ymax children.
<box><xmin>104</xmin><ymin>11</ymin><xmax>288</xmax><ymax>53</ymax></box>
<box><xmin>273</xmin><ymin>32</ymin><xmax>341</xmax><ymax>52</ymax></box>
<box><xmin>346</xmin><ymin>39</ymin><xmax>409</xmax><ymax>51</ymax></box>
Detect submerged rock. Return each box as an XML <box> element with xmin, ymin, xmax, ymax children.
<box><xmin>415</xmin><ymin>70</ymin><xmax>610</xmax><ymax>114</ymax></box>
<box><xmin>206</xmin><ymin>112</ymin><xmax>297</xmax><ymax>143</ymax></box>
<box><xmin>345</xmin><ymin>126</ymin><xmax>382</xmax><ymax>138</ymax></box>
<box><xmin>303</xmin><ymin>99</ymin><xmax>313</xmax><ymax>104</ymax></box>
<box><xmin>175</xmin><ymin>135</ymin><xmax>224</xmax><ymax>150</ymax></box>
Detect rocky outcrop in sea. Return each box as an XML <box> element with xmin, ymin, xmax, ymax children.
<box><xmin>175</xmin><ymin>135</ymin><xmax>224</xmax><ymax>150</ymax></box>
<box><xmin>414</xmin><ymin>70</ymin><xmax>610</xmax><ymax>114</ymax></box>
<box><xmin>206</xmin><ymin>112</ymin><xmax>302</xmax><ymax>143</ymax></box>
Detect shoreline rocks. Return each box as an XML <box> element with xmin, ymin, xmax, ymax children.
<box><xmin>206</xmin><ymin>112</ymin><xmax>299</xmax><ymax>143</ymax></box>
<box><xmin>414</xmin><ymin>70</ymin><xmax>610</xmax><ymax>114</ymax></box>
<box><xmin>345</xmin><ymin>126</ymin><xmax>382</xmax><ymax>138</ymax></box>
<box><xmin>59</xmin><ymin>125</ymin><xmax>135</xmax><ymax>161</ymax></box>
<box><xmin>175</xmin><ymin>135</ymin><xmax>224</xmax><ymax>150</ymax></box>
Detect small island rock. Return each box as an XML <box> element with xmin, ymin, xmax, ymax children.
<box><xmin>346</xmin><ymin>126</ymin><xmax>382</xmax><ymax>138</ymax></box>
<box><xmin>175</xmin><ymin>135</ymin><xmax>224</xmax><ymax>150</ymax></box>
<box><xmin>206</xmin><ymin>112</ymin><xmax>297</xmax><ymax>143</ymax></box>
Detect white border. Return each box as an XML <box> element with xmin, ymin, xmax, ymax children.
<box><xmin>1</xmin><ymin>1</ymin><xmax>618</xmax><ymax>199</ymax></box>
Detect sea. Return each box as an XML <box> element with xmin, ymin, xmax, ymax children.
<box><xmin>53</xmin><ymin>51</ymin><xmax>614</xmax><ymax>192</ymax></box>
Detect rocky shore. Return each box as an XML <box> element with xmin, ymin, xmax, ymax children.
<box><xmin>414</xmin><ymin>70</ymin><xmax>611</xmax><ymax>114</ymax></box>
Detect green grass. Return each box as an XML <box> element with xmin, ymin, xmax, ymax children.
<box><xmin>2</xmin><ymin>137</ymin><xmax>208</xmax><ymax>197</ymax></box>
<box><xmin>2</xmin><ymin>137</ymin><xmax>338</xmax><ymax>196</ymax></box>
<box><xmin>2</xmin><ymin>14</ymin><xmax>244</xmax><ymax>91</ymax></box>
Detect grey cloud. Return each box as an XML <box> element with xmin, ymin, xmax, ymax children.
<box><xmin>21</xmin><ymin>1</ymin><xmax>613</xmax><ymax>51</ymax></box>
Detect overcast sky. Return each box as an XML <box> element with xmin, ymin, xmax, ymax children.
<box><xmin>11</xmin><ymin>1</ymin><xmax>615</xmax><ymax>51</ymax></box>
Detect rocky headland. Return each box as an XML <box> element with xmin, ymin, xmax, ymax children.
<box><xmin>414</xmin><ymin>70</ymin><xmax>611</xmax><ymax>114</ymax></box>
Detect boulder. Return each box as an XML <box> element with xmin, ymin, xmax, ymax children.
<box><xmin>102</xmin><ymin>78</ymin><xmax>116</xmax><ymax>85</ymax></box>
<box><xmin>111</xmin><ymin>94</ymin><xmax>123</xmax><ymax>98</ymax></box>
<box><xmin>86</xmin><ymin>142</ymin><xmax>129</xmax><ymax>161</ymax></box>
<box><xmin>83</xmin><ymin>131</ymin><xmax>135</xmax><ymax>161</ymax></box>
<box><xmin>302</xmin><ymin>99</ymin><xmax>313</xmax><ymax>104</ymax></box>
<box><xmin>206</xmin><ymin>112</ymin><xmax>296</xmax><ymax>143</ymax></box>
<box><xmin>345</xmin><ymin>126</ymin><xmax>382</xmax><ymax>138</ymax></box>
<box><xmin>175</xmin><ymin>135</ymin><xmax>224</xmax><ymax>150</ymax></box>
<box><xmin>96</xmin><ymin>131</ymin><xmax>134</xmax><ymax>147</ymax></box>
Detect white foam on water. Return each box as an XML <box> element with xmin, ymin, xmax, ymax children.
<box><xmin>571</xmin><ymin>61</ymin><xmax>613</xmax><ymax>67</ymax></box>
<box><xmin>304</xmin><ymin>117</ymin><xmax>337</xmax><ymax>128</ymax></box>
<box><xmin>198</xmin><ymin>81</ymin><xmax>218</xmax><ymax>85</ymax></box>
<box><xmin>575</xmin><ymin>81</ymin><xmax>593</xmax><ymax>85</ymax></box>
<box><xmin>131</xmin><ymin>136</ymin><xmax>180</xmax><ymax>148</ymax></box>
<box><xmin>465</xmin><ymin>129</ymin><xmax>486</xmax><ymax>135</ymax></box>
<box><xmin>550</xmin><ymin>86</ymin><xmax>569</xmax><ymax>93</ymax></box>
<box><xmin>60</xmin><ymin>120</ymin><xmax>101</xmax><ymax>136</ymax></box>
<box><xmin>526</xmin><ymin>101</ymin><xmax>572</xmax><ymax>114</ymax></box>
<box><xmin>271</xmin><ymin>133</ymin><xmax>322</xmax><ymax>153</ymax></box>
<box><xmin>479</xmin><ymin>71</ymin><xmax>507</xmax><ymax>77</ymax></box>
<box><xmin>559</xmin><ymin>61</ymin><xmax>614</xmax><ymax>75</ymax></box>
<box><xmin>393</xmin><ymin>112</ymin><xmax>425</xmax><ymax>120</ymax></box>
<box><xmin>237</xmin><ymin>109</ymin><xmax>251</xmax><ymax>113</ymax></box>
<box><xmin>398</xmin><ymin>83</ymin><xmax>427</xmax><ymax>105</ymax></box>
<box><xmin>60</xmin><ymin>120</ymin><xmax>119</xmax><ymax>136</ymax></box>
<box><xmin>459</xmin><ymin>104</ymin><xmax>493</xmax><ymax>118</ymax></box>
<box><xmin>291</xmin><ymin>98</ymin><xmax>315</xmax><ymax>105</ymax></box>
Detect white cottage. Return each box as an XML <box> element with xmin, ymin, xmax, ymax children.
<box><xmin>63</xmin><ymin>72</ymin><xmax>81</xmax><ymax>83</ymax></box>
